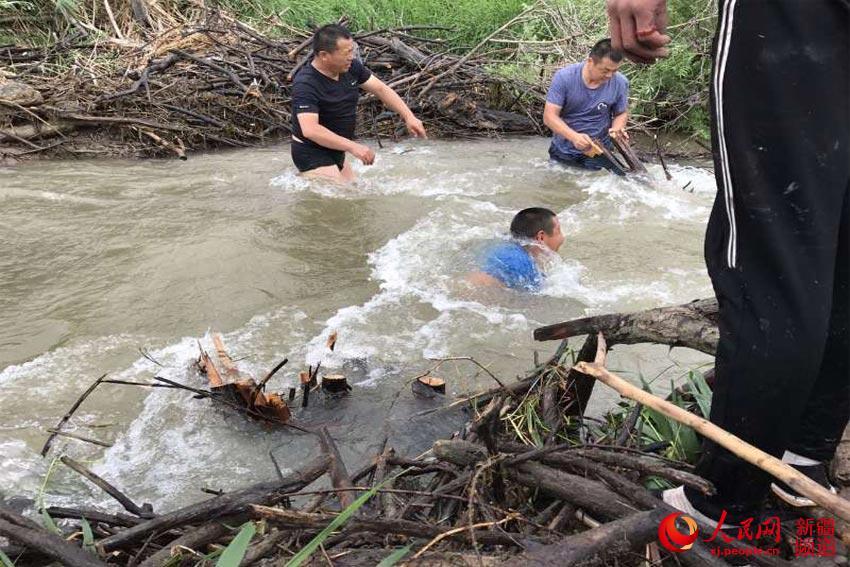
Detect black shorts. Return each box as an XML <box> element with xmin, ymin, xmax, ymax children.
<box><xmin>291</xmin><ymin>139</ymin><xmax>345</xmax><ymax>172</ymax></box>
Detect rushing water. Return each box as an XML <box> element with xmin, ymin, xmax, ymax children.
<box><xmin>0</xmin><ymin>137</ymin><xmax>716</xmax><ymax>513</ymax></box>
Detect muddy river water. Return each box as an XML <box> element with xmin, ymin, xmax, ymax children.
<box><xmin>0</xmin><ymin>137</ymin><xmax>716</xmax><ymax>512</ymax></box>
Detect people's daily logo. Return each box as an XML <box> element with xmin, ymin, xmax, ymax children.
<box><xmin>658</xmin><ymin>512</ymin><xmax>699</xmax><ymax>553</ymax></box>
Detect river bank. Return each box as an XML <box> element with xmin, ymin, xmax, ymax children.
<box><xmin>0</xmin><ymin>3</ymin><xmax>713</xmax><ymax>165</ymax></box>
<box><xmin>5</xmin><ymin>301</ymin><xmax>850</xmax><ymax>566</ymax></box>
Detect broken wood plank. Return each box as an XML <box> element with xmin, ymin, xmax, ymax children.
<box><xmin>319</xmin><ymin>427</ymin><xmax>356</xmax><ymax>508</ymax></box>
<box><xmin>212</xmin><ymin>333</ymin><xmax>240</xmax><ymax>378</ymax></box>
<box><xmin>611</xmin><ymin>135</ymin><xmax>649</xmax><ymax>174</ymax></box>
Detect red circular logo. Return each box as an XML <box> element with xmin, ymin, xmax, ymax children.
<box><xmin>658</xmin><ymin>512</ymin><xmax>699</xmax><ymax>553</ymax></box>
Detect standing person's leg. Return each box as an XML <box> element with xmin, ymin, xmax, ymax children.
<box><xmin>339</xmin><ymin>158</ymin><xmax>357</xmax><ymax>182</ymax></box>
<box><xmin>291</xmin><ymin>141</ymin><xmax>349</xmax><ymax>182</ymax></box>
<box><xmin>680</xmin><ymin>0</ymin><xmax>850</xmax><ymax>523</ymax></box>
<box><xmin>301</xmin><ymin>165</ymin><xmax>346</xmax><ymax>182</ymax></box>
<box><xmin>775</xmin><ymin>183</ymin><xmax>850</xmax><ymax>505</ymax></box>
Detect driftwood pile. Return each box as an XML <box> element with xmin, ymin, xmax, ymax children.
<box><xmin>0</xmin><ymin>10</ymin><xmax>544</xmax><ymax>162</ymax></box>
<box><xmin>4</xmin><ymin>298</ymin><xmax>847</xmax><ymax>566</ymax></box>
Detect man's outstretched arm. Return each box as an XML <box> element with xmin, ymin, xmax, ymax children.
<box><xmin>606</xmin><ymin>0</ymin><xmax>671</xmax><ymax>63</ymax></box>
<box><xmin>467</xmin><ymin>271</ymin><xmax>502</xmax><ymax>288</ymax></box>
<box><xmin>361</xmin><ymin>76</ymin><xmax>427</xmax><ymax>138</ymax></box>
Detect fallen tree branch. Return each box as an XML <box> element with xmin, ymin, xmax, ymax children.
<box><xmin>60</xmin><ymin>456</ymin><xmax>153</xmax><ymax>518</ymax></box>
<box><xmin>41</xmin><ymin>374</ymin><xmax>107</xmax><ymax>456</ymax></box>
<box><xmin>0</xmin><ymin>508</ymin><xmax>107</xmax><ymax>567</ymax></box>
<box><xmin>535</xmin><ymin>298</ymin><xmax>719</xmax><ymax>355</ymax></box>
<box><xmin>97</xmin><ymin>453</ymin><xmax>330</xmax><ymax>552</ymax></box>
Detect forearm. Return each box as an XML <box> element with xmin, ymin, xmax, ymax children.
<box><xmin>545</xmin><ymin>114</ymin><xmax>580</xmax><ymax>142</ymax></box>
<box><xmin>375</xmin><ymin>85</ymin><xmax>415</xmax><ymax>121</ymax></box>
<box><xmin>302</xmin><ymin>124</ymin><xmax>356</xmax><ymax>153</ymax></box>
<box><xmin>611</xmin><ymin>111</ymin><xmax>628</xmax><ymax>131</ymax></box>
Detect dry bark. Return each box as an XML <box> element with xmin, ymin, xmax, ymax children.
<box><xmin>534</xmin><ymin>297</ymin><xmax>719</xmax><ymax>355</ymax></box>
<box><xmin>0</xmin><ymin>507</ymin><xmax>107</xmax><ymax>567</ymax></box>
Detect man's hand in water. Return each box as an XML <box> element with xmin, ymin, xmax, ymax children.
<box><xmin>406</xmin><ymin>117</ymin><xmax>428</xmax><ymax>139</ymax></box>
<box><xmin>351</xmin><ymin>143</ymin><xmax>376</xmax><ymax>165</ymax></box>
<box><xmin>570</xmin><ymin>132</ymin><xmax>594</xmax><ymax>152</ymax></box>
<box><xmin>606</xmin><ymin>0</ymin><xmax>671</xmax><ymax>64</ymax></box>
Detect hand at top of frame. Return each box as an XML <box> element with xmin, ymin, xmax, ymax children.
<box><xmin>606</xmin><ymin>0</ymin><xmax>671</xmax><ymax>64</ymax></box>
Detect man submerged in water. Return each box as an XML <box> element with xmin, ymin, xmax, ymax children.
<box><xmin>469</xmin><ymin>208</ymin><xmax>565</xmax><ymax>291</ymax></box>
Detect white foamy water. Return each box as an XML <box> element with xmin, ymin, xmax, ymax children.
<box><xmin>1</xmin><ymin>137</ymin><xmax>717</xmax><ymax>512</ymax></box>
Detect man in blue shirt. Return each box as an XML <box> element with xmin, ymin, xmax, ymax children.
<box><xmin>543</xmin><ymin>39</ymin><xmax>629</xmax><ymax>175</ymax></box>
<box><xmin>469</xmin><ymin>208</ymin><xmax>565</xmax><ymax>291</ymax></box>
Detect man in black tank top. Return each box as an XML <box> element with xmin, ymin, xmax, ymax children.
<box><xmin>291</xmin><ymin>24</ymin><xmax>427</xmax><ymax>182</ymax></box>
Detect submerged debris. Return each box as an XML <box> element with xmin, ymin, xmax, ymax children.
<box><xmin>6</xmin><ymin>298</ymin><xmax>849</xmax><ymax>566</ymax></box>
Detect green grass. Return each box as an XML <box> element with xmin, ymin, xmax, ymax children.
<box><xmin>216</xmin><ymin>0</ymin><xmax>529</xmax><ymax>47</ymax></box>
<box><xmin>216</xmin><ymin>522</ymin><xmax>257</xmax><ymax>567</ymax></box>
<box><xmin>284</xmin><ymin>471</ymin><xmax>405</xmax><ymax>566</ymax></box>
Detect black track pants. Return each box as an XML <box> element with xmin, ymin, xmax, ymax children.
<box><xmin>684</xmin><ymin>0</ymin><xmax>850</xmax><ymax>522</ymax></box>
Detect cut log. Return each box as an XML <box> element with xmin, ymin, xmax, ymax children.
<box><xmin>45</xmin><ymin>506</ymin><xmax>142</xmax><ymax>527</ymax></box>
<box><xmin>561</xmin><ymin>333</ymin><xmax>601</xmax><ymax>419</ymax></box>
<box><xmin>413</xmin><ymin>375</ymin><xmax>446</xmax><ymax>396</ymax></box>
<box><xmin>242</xmin><ymin>528</ymin><xmax>290</xmax><ymax>565</ymax></box>
<box><xmin>60</xmin><ymin>456</ymin><xmax>153</xmax><ymax>518</ymax></box>
<box><xmin>372</xmin><ymin>444</ymin><xmax>398</xmax><ymax>519</ymax></box>
<box><xmin>197</xmin><ymin>336</ymin><xmax>291</xmax><ymax>423</ymax></box>
<box><xmin>326</xmin><ymin>330</ymin><xmax>338</xmax><ymax>351</ymax></box>
<box><xmin>197</xmin><ymin>346</ymin><xmax>224</xmax><ymax>388</ymax></box>
<box><xmin>136</xmin><ymin>514</ymin><xmax>248</xmax><ymax>567</ymax></box>
<box><xmin>367</xmin><ymin>36</ymin><xmax>429</xmax><ymax>66</ymax></box>
<box><xmin>433</xmin><ymin>439</ymin><xmax>487</xmax><ymax>468</ymax></box>
<box><xmin>508</xmin><ymin>462</ymin><xmax>637</xmax><ymax>521</ymax></box>
<box><xmin>300</xmin><ymin>370</ymin><xmax>311</xmax><ymax>408</ymax></box>
<box><xmin>590</xmin><ymin>137</ymin><xmax>628</xmax><ymax>175</ymax></box>
<box><xmin>213</xmin><ymin>333</ymin><xmax>240</xmax><ymax>378</ymax></box>
<box><xmin>530</xmin><ymin>446</ymin><xmax>714</xmax><ymax>495</ymax></box>
<box><xmin>321</xmin><ymin>374</ymin><xmax>351</xmax><ymax>394</ymax></box>
<box><xmin>612</xmin><ymin>135</ymin><xmax>649</xmax><ymax>174</ymax></box>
